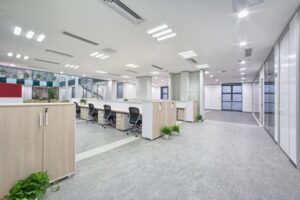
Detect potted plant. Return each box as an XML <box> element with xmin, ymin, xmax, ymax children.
<box><xmin>80</xmin><ymin>98</ymin><xmax>87</xmax><ymax>105</ymax></box>
<box><xmin>160</xmin><ymin>126</ymin><xmax>172</xmax><ymax>139</ymax></box>
<box><xmin>48</xmin><ymin>88</ymin><xmax>56</xmax><ymax>102</ymax></box>
<box><xmin>3</xmin><ymin>172</ymin><xmax>49</xmax><ymax>200</ymax></box>
<box><xmin>124</xmin><ymin>98</ymin><xmax>128</xmax><ymax>101</ymax></box>
<box><xmin>196</xmin><ymin>114</ymin><xmax>203</xmax><ymax>122</ymax></box>
<box><xmin>171</xmin><ymin>124</ymin><xmax>180</xmax><ymax>135</ymax></box>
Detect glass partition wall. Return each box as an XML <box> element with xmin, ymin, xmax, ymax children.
<box><xmin>264</xmin><ymin>51</ymin><xmax>275</xmax><ymax>137</ymax></box>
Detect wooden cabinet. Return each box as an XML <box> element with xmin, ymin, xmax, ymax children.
<box><xmin>116</xmin><ymin>112</ymin><xmax>130</xmax><ymax>131</ymax></box>
<box><xmin>142</xmin><ymin>101</ymin><xmax>176</xmax><ymax>140</ymax></box>
<box><xmin>0</xmin><ymin>103</ymin><xmax>75</xmax><ymax>198</ymax></box>
<box><xmin>177</xmin><ymin>108</ymin><xmax>185</xmax><ymax>121</ymax></box>
<box><xmin>80</xmin><ymin>106</ymin><xmax>89</xmax><ymax>120</ymax></box>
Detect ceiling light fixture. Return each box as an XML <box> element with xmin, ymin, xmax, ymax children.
<box><xmin>157</xmin><ymin>33</ymin><xmax>177</xmax><ymax>41</ymax></box>
<box><xmin>237</xmin><ymin>9</ymin><xmax>249</xmax><ymax>18</ymax></box>
<box><xmin>60</xmin><ymin>71</ymin><xmax>64</xmax><ymax>74</ymax></box>
<box><xmin>152</xmin><ymin>29</ymin><xmax>173</xmax><ymax>38</ymax></box>
<box><xmin>241</xmin><ymin>72</ymin><xmax>245</xmax><ymax>75</ymax></box>
<box><xmin>26</xmin><ymin>31</ymin><xmax>35</xmax><ymax>39</ymax></box>
<box><xmin>215</xmin><ymin>79</ymin><xmax>219</xmax><ymax>82</ymax></box>
<box><xmin>240</xmin><ymin>68</ymin><xmax>246</xmax><ymax>71</ymax></box>
<box><xmin>178</xmin><ymin>50</ymin><xmax>197</xmax><ymax>59</ymax></box>
<box><xmin>65</xmin><ymin>64</ymin><xmax>70</xmax><ymax>67</ymax></box>
<box><xmin>126</xmin><ymin>64</ymin><xmax>140</xmax><ymax>68</ymax></box>
<box><xmin>101</xmin><ymin>55</ymin><xmax>109</xmax><ymax>60</ymax></box>
<box><xmin>196</xmin><ymin>64</ymin><xmax>210</xmax><ymax>69</ymax></box>
<box><xmin>150</xmin><ymin>71</ymin><xmax>160</xmax><ymax>75</ymax></box>
<box><xmin>90</xmin><ymin>52</ymin><xmax>99</xmax><ymax>57</ymax></box>
<box><xmin>96</xmin><ymin>70</ymin><xmax>107</xmax><ymax>74</ymax></box>
<box><xmin>82</xmin><ymin>75</ymin><xmax>86</xmax><ymax>77</ymax></box>
<box><xmin>205</xmin><ymin>71</ymin><xmax>210</xmax><ymax>74</ymax></box>
<box><xmin>23</xmin><ymin>56</ymin><xmax>29</xmax><ymax>60</ymax></box>
<box><xmin>37</xmin><ymin>34</ymin><xmax>45</xmax><ymax>42</ymax></box>
<box><xmin>16</xmin><ymin>54</ymin><xmax>21</xmax><ymax>59</ymax></box>
<box><xmin>239</xmin><ymin>41</ymin><xmax>247</xmax><ymax>46</ymax></box>
<box><xmin>147</xmin><ymin>24</ymin><xmax>168</xmax><ymax>34</ymax></box>
<box><xmin>240</xmin><ymin>60</ymin><xmax>246</xmax><ymax>65</ymax></box>
<box><xmin>121</xmin><ymin>75</ymin><xmax>130</xmax><ymax>78</ymax></box>
<box><xmin>7</xmin><ymin>52</ymin><xmax>13</xmax><ymax>57</ymax></box>
<box><xmin>209</xmin><ymin>74</ymin><xmax>214</xmax><ymax>78</ymax></box>
<box><xmin>13</xmin><ymin>26</ymin><xmax>22</xmax><ymax>35</ymax></box>
<box><xmin>241</xmin><ymin>77</ymin><xmax>245</xmax><ymax>80</ymax></box>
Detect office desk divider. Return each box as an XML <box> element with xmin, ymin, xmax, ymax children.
<box><xmin>0</xmin><ymin>103</ymin><xmax>75</xmax><ymax>198</ymax></box>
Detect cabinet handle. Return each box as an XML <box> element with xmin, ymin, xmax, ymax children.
<box><xmin>45</xmin><ymin>108</ymin><xmax>49</xmax><ymax>126</ymax></box>
<box><xmin>39</xmin><ymin>113</ymin><xmax>43</xmax><ymax>127</ymax></box>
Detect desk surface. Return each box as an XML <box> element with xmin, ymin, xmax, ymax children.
<box><xmin>79</xmin><ymin>104</ymin><xmax>140</xmax><ymax>114</ymax></box>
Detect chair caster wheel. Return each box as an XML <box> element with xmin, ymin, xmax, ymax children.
<box><xmin>126</xmin><ymin>133</ymin><xmax>129</xmax><ymax>135</ymax></box>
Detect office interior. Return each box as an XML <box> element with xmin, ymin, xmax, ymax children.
<box><xmin>1</xmin><ymin>0</ymin><xmax>300</xmax><ymax>199</ymax></box>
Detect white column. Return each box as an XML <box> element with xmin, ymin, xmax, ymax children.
<box><xmin>136</xmin><ymin>76</ymin><xmax>152</xmax><ymax>100</ymax></box>
<box><xmin>75</xmin><ymin>77</ymin><xmax>81</xmax><ymax>98</ymax></box>
<box><xmin>180</xmin><ymin>71</ymin><xmax>190</xmax><ymax>101</ymax></box>
<box><xmin>199</xmin><ymin>70</ymin><xmax>205</xmax><ymax>118</ymax></box>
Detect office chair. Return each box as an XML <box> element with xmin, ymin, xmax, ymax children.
<box><xmin>102</xmin><ymin>104</ymin><xmax>115</xmax><ymax>128</ymax></box>
<box><xmin>87</xmin><ymin>103</ymin><xmax>98</xmax><ymax>123</ymax></box>
<box><xmin>74</xmin><ymin>102</ymin><xmax>81</xmax><ymax>118</ymax></box>
<box><xmin>127</xmin><ymin>107</ymin><xmax>142</xmax><ymax>137</ymax></box>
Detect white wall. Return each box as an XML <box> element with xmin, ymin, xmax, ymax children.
<box><xmin>123</xmin><ymin>83</ymin><xmax>136</xmax><ymax>99</ymax></box>
<box><xmin>152</xmin><ymin>87</ymin><xmax>160</xmax><ymax>100</ymax></box>
<box><xmin>22</xmin><ymin>85</ymin><xmax>32</xmax><ymax>101</ymax></box>
<box><xmin>242</xmin><ymin>83</ymin><xmax>253</xmax><ymax>112</ymax></box>
<box><xmin>205</xmin><ymin>84</ymin><xmax>221</xmax><ymax>110</ymax></box>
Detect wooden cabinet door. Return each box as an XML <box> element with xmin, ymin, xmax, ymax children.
<box><xmin>0</xmin><ymin>106</ymin><xmax>44</xmax><ymax>198</ymax></box>
<box><xmin>43</xmin><ymin>105</ymin><xmax>75</xmax><ymax>182</ymax></box>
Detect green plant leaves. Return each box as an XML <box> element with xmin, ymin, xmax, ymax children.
<box><xmin>3</xmin><ymin>172</ymin><xmax>49</xmax><ymax>200</ymax></box>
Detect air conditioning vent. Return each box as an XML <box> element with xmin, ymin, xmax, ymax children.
<box><xmin>245</xmin><ymin>48</ymin><xmax>252</xmax><ymax>57</ymax></box>
<box><xmin>186</xmin><ymin>58</ymin><xmax>198</xmax><ymax>64</ymax></box>
<box><xmin>62</xmin><ymin>31</ymin><xmax>99</xmax><ymax>46</ymax></box>
<box><xmin>34</xmin><ymin>59</ymin><xmax>60</xmax><ymax>65</ymax></box>
<box><xmin>232</xmin><ymin>0</ymin><xmax>264</xmax><ymax>12</ymax></box>
<box><xmin>102</xmin><ymin>47</ymin><xmax>118</xmax><ymax>54</ymax></box>
<box><xmin>151</xmin><ymin>65</ymin><xmax>163</xmax><ymax>70</ymax></box>
<box><xmin>102</xmin><ymin>0</ymin><xmax>144</xmax><ymax>25</ymax></box>
<box><xmin>45</xmin><ymin>49</ymin><xmax>73</xmax><ymax>58</ymax></box>
<box><xmin>126</xmin><ymin>70</ymin><xmax>138</xmax><ymax>74</ymax></box>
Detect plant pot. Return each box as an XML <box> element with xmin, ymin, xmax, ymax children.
<box><xmin>173</xmin><ymin>132</ymin><xmax>180</xmax><ymax>136</ymax></box>
<box><xmin>163</xmin><ymin>135</ymin><xmax>170</xmax><ymax>139</ymax></box>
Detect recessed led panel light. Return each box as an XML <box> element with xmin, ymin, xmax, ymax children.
<box><xmin>179</xmin><ymin>51</ymin><xmax>197</xmax><ymax>58</ymax></box>
<box><xmin>205</xmin><ymin>71</ymin><xmax>210</xmax><ymax>74</ymax></box>
<box><xmin>26</xmin><ymin>31</ymin><xmax>35</xmax><ymax>39</ymax></box>
<box><xmin>240</xmin><ymin>68</ymin><xmax>246</xmax><ymax>71</ymax></box>
<box><xmin>60</xmin><ymin>71</ymin><xmax>64</xmax><ymax>74</ymax></box>
<box><xmin>239</xmin><ymin>41</ymin><xmax>247</xmax><ymax>46</ymax></box>
<box><xmin>126</xmin><ymin>64</ymin><xmax>140</xmax><ymax>68</ymax></box>
<box><xmin>183</xmin><ymin>54</ymin><xmax>197</xmax><ymax>58</ymax></box>
<box><xmin>152</xmin><ymin>29</ymin><xmax>173</xmax><ymax>38</ymax></box>
<box><xmin>23</xmin><ymin>56</ymin><xmax>29</xmax><ymax>60</ymax></box>
<box><xmin>13</xmin><ymin>26</ymin><xmax>22</xmax><ymax>35</ymax></box>
<box><xmin>16</xmin><ymin>54</ymin><xmax>21</xmax><ymax>59</ymax></box>
<box><xmin>96</xmin><ymin>54</ymin><xmax>104</xmax><ymax>58</ymax></box>
<box><xmin>215</xmin><ymin>79</ymin><xmax>219</xmax><ymax>82</ymax></box>
<box><xmin>240</xmin><ymin>60</ymin><xmax>246</xmax><ymax>65</ymax></box>
<box><xmin>90</xmin><ymin>52</ymin><xmax>99</xmax><ymax>57</ymax></box>
<box><xmin>241</xmin><ymin>77</ymin><xmax>245</xmax><ymax>80</ymax></box>
<box><xmin>7</xmin><ymin>52</ymin><xmax>13</xmax><ymax>57</ymax></box>
<box><xmin>150</xmin><ymin>71</ymin><xmax>160</xmax><ymax>75</ymax></box>
<box><xmin>121</xmin><ymin>75</ymin><xmax>130</xmax><ymax>78</ymax></box>
<box><xmin>37</xmin><ymin>34</ymin><xmax>45</xmax><ymax>42</ymax></box>
<box><xmin>82</xmin><ymin>75</ymin><xmax>86</xmax><ymax>77</ymax></box>
<box><xmin>101</xmin><ymin>55</ymin><xmax>109</xmax><ymax>60</ymax></box>
<box><xmin>209</xmin><ymin>74</ymin><xmax>214</xmax><ymax>78</ymax></box>
<box><xmin>96</xmin><ymin>70</ymin><xmax>107</xmax><ymax>74</ymax></box>
<box><xmin>65</xmin><ymin>64</ymin><xmax>70</xmax><ymax>67</ymax></box>
<box><xmin>147</xmin><ymin>24</ymin><xmax>168</xmax><ymax>34</ymax></box>
<box><xmin>157</xmin><ymin>33</ymin><xmax>177</xmax><ymax>41</ymax></box>
<box><xmin>241</xmin><ymin>72</ymin><xmax>245</xmax><ymax>75</ymax></box>
<box><xmin>237</xmin><ymin>9</ymin><xmax>249</xmax><ymax>18</ymax></box>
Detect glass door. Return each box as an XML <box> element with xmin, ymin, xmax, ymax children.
<box><xmin>222</xmin><ymin>84</ymin><xmax>242</xmax><ymax>111</ymax></box>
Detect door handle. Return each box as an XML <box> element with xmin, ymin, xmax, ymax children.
<box><xmin>45</xmin><ymin>108</ymin><xmax>49</xmax><ymax>126</ymax></box>
<box><xmin>39</xmin><ymin>113</ymin><xmax>43</xmax><ymax>127</ymax></box>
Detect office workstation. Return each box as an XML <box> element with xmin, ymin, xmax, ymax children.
<box><xmin>1</xmin><ymin>0</ymin><xmax>300</xmax><ymax>199</ymax></box>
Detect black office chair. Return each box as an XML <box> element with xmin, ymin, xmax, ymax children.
<box><xmin>102</xmin><ymin>105</ymin><xmax>115</xmax><ymax>128</ymax></box>
<box><xmin>74</xmin><ymin>102</ymin><xmax>81</xmax><ymax>118</ymax></box>
<box><xmin>87</xmin><ymin>103</ymin><xmax>98</xmax><ymax>123</ymax></box>
<box><xmin>127</xmin><ymin>107</ymin><xmax>142</xmax><ymax>137</ymax></box>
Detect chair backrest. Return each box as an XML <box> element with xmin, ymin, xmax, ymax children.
<box><xmin>128</xmin><ymin>107</ymin><xmax>140</xmax><ymax>124</ymax></box>
<box><xmin>104</xmin><ymin>105</ymin><xmax>111</xmax><ymax>118</ymax></box>
<box><xmin>88</xmin><ymin>103</ymin><xmax>95</xmax><ymax>115</ymax></box>
<box><xmin>74</xmin><ymin>102</ymin><xmax>79</xmax><ymax>111</ymax></box>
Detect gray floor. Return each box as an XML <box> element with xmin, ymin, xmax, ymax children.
<box><xmin>76</xmin><ymin>120</ymin><xmax>129</xmax><ymax>153</ymax></box>
<box><xmin>45</xmin><ymin>120</ymin><xmax>300</xmax><ymax>200</ymax></box>
<box><xmin>205</xmin><ymin>110</ymin><xmax>258</xmax><ymax>125</ymax></box>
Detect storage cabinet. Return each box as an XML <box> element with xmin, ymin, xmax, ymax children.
<box><xmin>116</xmin><ymin>112</ymin><xmax>131</xmax><ymax>131</ymax></box>
<box><xmin>177</xmin><ymin>108</ymin><xmax>185</xmax><ymax>121</ymax></box>
<box><xmin>98</xmin><ymin>110</ymin><xmax>104</xmax><ymax>124</ymax></box>
<box><xmin>80</xmin><ymin>106</ymin><xmax>89</xmax><ymax>120</ymax></box>
<box><xmin>0</xmin><ymin>103</ymin><xmax>75</xmax><ymax>198</ymax></box>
